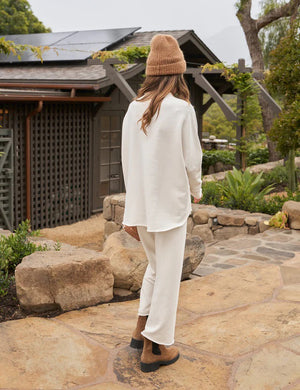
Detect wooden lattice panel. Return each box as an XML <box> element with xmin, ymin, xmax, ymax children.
<box><xmin>30</xmin><ymin>103</ymin><xmax>92</xmax><ymax>229</ymax></box>
<box><xmin>0</xmin><ymin>127</ymin><xmax>14</xmax><ymax>231</ymax></box>
<box><xmin>0</xmin><ymin>102</ymin><xmax>92</xmax><ymax>230</ymax></box>
<box><xmin>0</xmin><ymin>103</ymin><xmax>28</xmax><ymax>230</ymax></box>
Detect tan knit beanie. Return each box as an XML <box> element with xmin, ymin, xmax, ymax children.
<box><xmin>146</xmin><ymin>34</ymin><xmax>186</xmax><ymax>76</ymax></box>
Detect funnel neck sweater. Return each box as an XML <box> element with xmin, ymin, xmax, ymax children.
<box><xmin>121</xmin><ymin>93</ymin><xmax>203</xmax><ymax>232</ymax></box>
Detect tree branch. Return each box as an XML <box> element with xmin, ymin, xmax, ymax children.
<box><xmin>256</xmin><ymin>0</ymin><xmax>300</xmax><ymax>31</ymax></box>
<box><xmin>236</xmin><ymin>0</ymin><xmax>253</xmax><ymax>22</ymax></box>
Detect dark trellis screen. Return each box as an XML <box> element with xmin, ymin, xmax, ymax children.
<box><xmin>0</xmin><ymin>103</ymin><xmax>28</xmax><ymax>230</ymax></box>
<box><xmin>31</xmin><ymin>103</ymin><xmax>92</xmax><ymax>229</ymax></box>
<box><xmin>0</xmin><ymin>102</ymin><xmax>92</xmax><ymax>230</ymax></box>
<box><xmin>0</xmin><ymin>127</ymin><xmax>14</xmax><ymax>231</ymax></box>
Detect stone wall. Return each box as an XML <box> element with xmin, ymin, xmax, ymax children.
<box><xmin>103</xmin><ymin>193</ymin><xmax>272</xmax><ymax>243</ymax></box>
<box><xmin>205</xmin><ymin>162</ymin><xmax>233</xmax><ymax>175</ymax></box>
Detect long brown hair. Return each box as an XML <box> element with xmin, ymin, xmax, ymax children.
<box><xmin>134</xmin><ymin>74</ymin><xmax>190</xmax><ymax>135</ymax></box>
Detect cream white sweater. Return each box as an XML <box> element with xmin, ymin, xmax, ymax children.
<box><xmin>121</xmin><ymin>92</ymin><xmax>203</xmax><ymax>232</ymax></box>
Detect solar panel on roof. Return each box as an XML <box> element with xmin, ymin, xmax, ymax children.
<box><xmin>0</xmin><ymin>31</ymin><xmax>74</xmax><ymax>47</ymax></box>
<box><xmin>0</xmin><ymin>27</ymin><xmax>140</xmax><ymax>64</ymax></box>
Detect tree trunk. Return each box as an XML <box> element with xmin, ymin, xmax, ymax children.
<box><xmin>258</xmin><ymin>95</ymin><xmax>281</xmax><ymax>161</ymax></box>
<box><xmin>286</xmin><ymin>149</ymin><xmax>297</xmax><ymax>192</ymax></box>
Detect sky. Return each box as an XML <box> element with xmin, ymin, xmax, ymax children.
<box><xmin>28</xmin><ymin>0</ymin><xmax>263</xmax><ymax>65</ymax></box>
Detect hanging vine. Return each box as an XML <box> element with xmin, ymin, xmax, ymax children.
<box><xmin>0</xmin><ymin>37</ymin><xmax>49</xmax><ymax>62</ymax></box>
<box><xmin>92</xmin><ymin>45</ymin><xmax>150</xmax><ymax>70</ymax></box>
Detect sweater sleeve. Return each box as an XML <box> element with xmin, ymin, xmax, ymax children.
<box><xmin>121</xmin><ymin>109</ymin><xmax>130</xmax><ymax>191</ymax></box>
<box><xmin>182</xmin><ymin>104</ymin><xmax>203</xmax><ymax>199</ymax></box>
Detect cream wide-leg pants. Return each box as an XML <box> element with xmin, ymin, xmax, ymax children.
<box><xmin>136</xmin><ymin>219</ymin><xmax>187</xmax><ymax>346</ymax></box>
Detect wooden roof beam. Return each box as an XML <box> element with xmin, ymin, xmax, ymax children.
<box><xmin>102</xmin><ymin>62</ymin><xmax>138</xmax><ymax>101</ymax></box>
<box><xmin>0</xmin><ymin>82</ymin><xmax>100</xmax><ymax>90</ymax></box>
<box><xmin>192</xmin><ymin>71</ymin><xmax>238</xmax><ymax>122</ymax></box>
<box><xmin>253</xmin><ymin>78</ymin><xmax>281</xmax><ymax>116</ymax></box>
<box><xmin>0</xmin><ymin>96</ymin><xmax>111</xmax><ymax>102</ymax></box>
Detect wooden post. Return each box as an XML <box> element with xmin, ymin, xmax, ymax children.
<box><xmin>235</xmin><ymin>59</ymin><xmax>246</xmax><ymax>170</ymax></box>
<box><xmin>194</xmin><ymin>84</ymin><xmax>203</xmax><ymax>145</ymax></box>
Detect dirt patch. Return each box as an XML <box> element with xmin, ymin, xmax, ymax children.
<box><xmin>40</xmin><ymin>212</ymin><xmax>105</xmax><ymax>251</ymax></box>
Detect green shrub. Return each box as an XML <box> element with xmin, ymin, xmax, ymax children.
<box><xmin>262</xmin><ymin>165</ymin><xmax>300</xmax><ymax>190</ymax></box>
<box><xmin>0</xmin><ymin>270</ymin><xmax>12</xmax><ymax>297</ymax></box>
<box><xmin>1</xmin><ymin>219</ymin><xmax>48</xmax><ymax>273</ymax></box>
<box><xmin>0</xmin><ymin>219</ymin><xmax>58</xmax><ymax>297</ymax></box>
<box><xmin>198</xmin><ymin>181</ymin><xmax>223</xmax><ymax>206</ymax></box>
<box><xmin>262</xmin><ymin>165</ymin><xmax>289</xmax><ymax>188</ymax></box>
<box><xmin>218</xmin><ymin>167</ymin><xmax>274</xmax><ymax>211</ymax></box>
<box><xmin>198</xmin><ymin>166</ymin><xmax>300</xmax><ymax>216</ymax></box>
<box><xmin>202</xmin><ymin>150</ymin><xmax>235</xmax><ymax>174</ymax></box>
<box><xmin>246</xmin><ymin>148</ymin><xmax>269</xmax><ymax>166</ymax></box>
<box><xmin>252</xmin><ymin>190</ymin><xmax>300</xmax><ymax>215</ymax></box>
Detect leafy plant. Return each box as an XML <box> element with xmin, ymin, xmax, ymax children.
<box><xmin>92</xmin><ymin>45</ymin><xmax>150</xmax><ymax>71</ymax></box>
<box><xmin>0</xmin><ymin>219</ymin><xmax>64</xmax><ymax>297</ymax></box>
<box><xmin>247</xmin><ymin>148</ymin><xmax>269</xmax><ymax>166</ymax></box>
<box><xmin>0</xmin><ymin>0</ymin><xmax>51</xmax><ymax>35</ymax></box>
<box><xmin>262</xmin><ymin>165</ymin><xmax>289</xmax><ymax>187</ymax></box>
<box><xmin>1</xmin><ymin>219</ymin><xmax>49</xmax><ymax>272</ymax></box>
<box><xmin>0</xmin><ymin>37</ymin><xmax>49</xmax><ymax>62</ymax></box>
<box><xmin>267</xmin><ymin>211</ymin><xmax>289</xmax><ymax>229</ymax></box>
<box><xmin>0</xmin><ymin>219</ymin><xmax>55</xmax><ymax>296</ymax></box>
<box><xmin>29</xmin><ymin>228</ymin><xmax>41</xmax><ymax>237</ymax></box>
<box><xmin>267</xmin><ymin>20</ymin><xmax>300</xmax><ymax>191</ymax></box>
<box><xmin>197</xmin><ymin>181</ymin><xmax>223</xmax><ymax>206</ymax></box>
<box><xmin>247</xmin><ymin>189</ymin><xmax>300</xmax><ymax>215</ymax></box>
<box><xmin>218</xmin><ymin>167</ymin><xmax>275</xmax><ymax>211</ymax></box>
<box><xmin>0</xmin><ymin>270</ymin><xmax>11</xmax><ymax>297</ymax></box>
<box><xmin>54</xmin><ymin>241</ymin><xmax>62</xmax><ymax>251</ymax></box>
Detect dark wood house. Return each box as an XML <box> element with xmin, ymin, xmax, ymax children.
<box><xmin>0</xmin><ymin>27</ymin><xmax>238</xmax><ymax>231</ymax></box>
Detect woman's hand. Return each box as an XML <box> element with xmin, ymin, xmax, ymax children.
<box><xmin>193</xmin><ymin>196</ymin><xmax>202</xmax><ymax>204</ymax></box>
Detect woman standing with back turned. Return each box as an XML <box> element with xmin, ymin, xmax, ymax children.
<box><xmin>121</xmin><ymin>34</ymin><xmax>203</xmax><ymax>372</ymax></box>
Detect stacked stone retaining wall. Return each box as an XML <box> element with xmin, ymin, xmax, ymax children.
<box><xmin>103</xmin><ymin>193</ymin><xmax>272</xmax><ymax>243</ymax></box>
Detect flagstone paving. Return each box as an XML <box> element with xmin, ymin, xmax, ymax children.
<box><xmin>0</xmin><ymin>228</ymin><xmax>299</xmax><ymax>390</ymax></box>
<box><xmin>193</xmin><ymin>228</ymin><xmax>300</xmax><ymax>276</ymax></box>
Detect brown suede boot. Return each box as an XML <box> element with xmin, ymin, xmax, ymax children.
<box><xmin>130</xmin><ymin>315</ymin><xmax>148</xmax><ymax>349</ymax></box>
<box><xmin>140</xmin><ymin>337</ymin><xmax>180</xmax><ymax>372</ymax></box>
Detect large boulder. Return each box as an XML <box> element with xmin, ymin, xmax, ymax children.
<box><xmin>0</xmin><ymin>228</ymin><xmax>12</xmax><ymax>238</ymax></box>
<box><xmin>283</xmin><ymin>201</ymin><xmax>300</xmax><ymax>230</ymax></box>
<box><xmin>102</xmin><ymin>230</ymin><xmax>205</xmax><ymax>292</ymax></box>
<box><xmin>182</xmin><ymin>233</ymin><xmax>206</xmax><ymax>278</ymax></box>
<box><xmin>102</xmin><ymin>230</ymin><xmax>148</xmax><ymax>291</ymax></box>
<box><xmin>191</xmin><ymin>224</ymin><xmax>214</xmax><ymax>243</ymax></box>
<box><xmin>15</xmin><ymin>248</ymin><xmax>114</xmax><ymax>313</ymax></box>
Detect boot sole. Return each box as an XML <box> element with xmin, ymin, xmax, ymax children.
<box><xmin>140</xmin><ymin>352</ymin><xmax>180</xmax><ymax>372</ymax></box>
<box><xmin>130</xmin><ymin>337</ymin><xmax>144</xmax><ymax>349</ymax></box>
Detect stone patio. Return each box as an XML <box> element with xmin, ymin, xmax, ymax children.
<box><xmin>193</xmin><ymin>227</ymin><xmax>300</xmax><ymax>276</ymax></box>
<box><xmin>0</xmin><ymin>228</ymin><xmax>299</xmax><ymax>390</ymax></box>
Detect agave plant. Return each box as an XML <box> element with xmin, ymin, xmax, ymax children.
<box><xmin>218</xmin><ymin>167</ymin><xmax>275</xmax><ymax>211</ymax></box>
